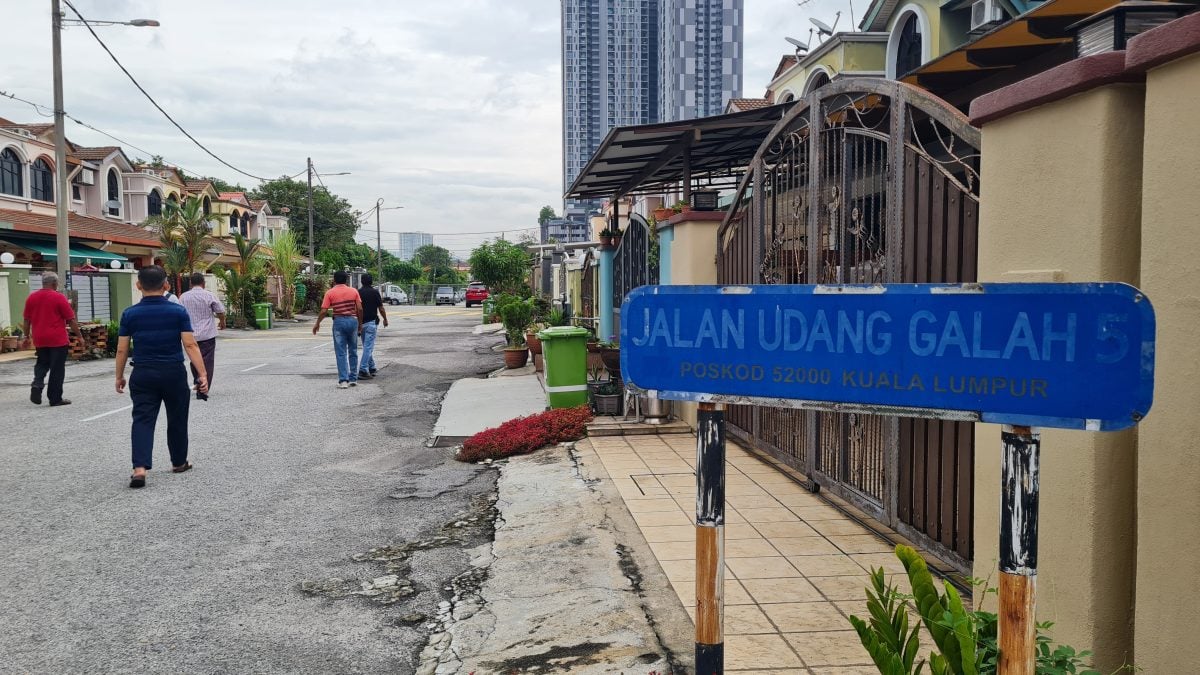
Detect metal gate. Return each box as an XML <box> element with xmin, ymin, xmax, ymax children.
<box><xmin>716</xmin><ymin>79</ymin><xmax>981</xmax><ymax>568</ymax></box>
<box><xmin>579</xmin><ymin>250</ymin><xmax>595</xmax><ymax>327</ymax></box>
<box><xmin>70</xmin><ymin>273</ymin><xmax>111</xmax><ymax>323</ymax></box>
<box><xmin>612</xmin><ymin>213</ymin><xmax>658</xmax><ymax>337</ymax></box>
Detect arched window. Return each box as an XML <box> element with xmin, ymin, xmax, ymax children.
<box><xmin>804</xmin><ymin>70</ymin><xmax>832</xmax><ymax>95</ymax></box>
<box><xmin>147</xmin><ymin>189</ymin><xmax>163</xmax><ymax>217</ymax></box>
<box><xmin>202</xmin><ymin>196</ymin><xmax>211</xmax><ymax>216</ymax></box>
<box><xmin>240</xmin><ymin>213</ymin><xmax>250</xmax><ymax>237</ymax></box>
<box><xmin>779</xmin><ymin>91</ymin><xmax>796</xmax><ymax>103</ymax></box>
<box><xmin>30</xmin><ymin>158</ymin><xmax>53</xmax><ymax>202</ymax></box>
<box><xmin>106</xmin><ymin>168</ymin><xmax>120</xmax><ymax>216</ymax></box>
<box><xmin>0</xmin><ymin>148</ymin><xmax>22</xmax><ymax>197</ymax></box>
<box><xmin>229</xmin><ymin>209</ymin><xmax>240</xmax><ymax>234</ymax></box>
<box><xmin>897</xmin><ymin>12</ymin><xmax>921</xmax><ymax>76</ymax></box>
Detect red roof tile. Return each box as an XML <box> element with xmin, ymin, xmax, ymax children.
<box><xmin>71</xmin><ymin>146</ymin><xmax>122</xmax><ymax>161</ymax></box>
<box><xmin>727</xmin><ymin>98</ymin><xmax>771</xmax><ymax>111</ymax></box>
<box><xmin>773</xmin><ymin>55</ymin><xmax>799</xmax><ymax>80</ymax></box>
<box><xmin>0</xmin><ymin>208</ymin><xmax>159</xmax><ymax>248</ymax></box>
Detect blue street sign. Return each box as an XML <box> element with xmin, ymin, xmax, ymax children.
<box><xmin>620</xmin><ymin>284</ymin><xmax>1155</xmax><ymax>431</ymax></box>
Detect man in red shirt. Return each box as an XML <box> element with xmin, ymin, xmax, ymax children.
<box><xmin>22</xmin><ymin>272</ymin><xmax>82</xmax><ymax>406</ymax></box>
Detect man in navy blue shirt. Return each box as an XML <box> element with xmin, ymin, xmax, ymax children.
<box><xmin>114</xmin><ymin>266</ymin><xmax>209</xmax><ymax>489</ymax></box>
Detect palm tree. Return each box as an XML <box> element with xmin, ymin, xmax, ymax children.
<box><xmin>212</xmin><ymin>232</ymin><xmax>266</xmax><ymax>328</ymax></box>
<box><xmin>148</xmin><ymin>196</ymin><xmax>214</xmax><ymax>292</ymax></box>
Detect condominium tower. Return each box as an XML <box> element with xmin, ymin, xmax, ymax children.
<box><xmin>397</xmin><ymin>232</ymin><xmax>433</xmax><ymax>262</ymax></box>
<box><xmin>561</xmin><ymin>0</ymin><xmax>743</xmax><ymax>207</ymax></box>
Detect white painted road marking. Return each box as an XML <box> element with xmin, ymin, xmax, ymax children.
<box><xmin>240</xmin><ymin>363</ymin><xmax>268</xmax><ymax>372</ymax></box>
<box><xmin>81</xmin><ymin>405</ymin><xmax>132</xmax><ymax>422</ymax></box>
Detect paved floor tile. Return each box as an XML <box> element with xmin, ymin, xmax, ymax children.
<box><xmin>768</xmin><ymin>537</ymin><xmax>843</xmax><ymax>556</ymax></box>
<box><xmin>658</xmin><ymin>559</ymin><xmax>737</xmax><ymax>582</ymax></box>
<box><xmin>846</xmin><ymin>552</ymin><xmax>907</xmax><ymax>575</ymax></box>
<box><xmin>648</xmin><ymin>539</ymin><xmax>695</xmax><ymax>561</ymax></box>
<box><xmin>808</xmin><ymin>519</ymin><xmax>873</xmax><ymax>537</ymax></box>
<box><xmin>740</xmin><ymin>507</ymin><xmax>802</xmax><ymax>523</ymax></box>
<box><xmin>784</xmin><ymin>630</ymin><xmax>871</xmax><ymax>667</ymax></box>
<box><xmin>827</xmin><ymin>534</ymin><xmax>894</xmax><ymax>554</ymax></box>
<box><xmin>672</xmin><ymin>579</ymin><xmax>755</xmax><ymax>606</ymax></box>
<box><xmin>725</xmin><ymin>604</ymin><xmax>780</xmax><ymax>635</ymax></box>
<box><xmin>727</xmin><ymin>523</ymin><xmax>767</xmax><ymax>540</ymax></box>
<box><xmin>632</xmin><ymin>510</ymin><xmax>694</xmax><ymax>527</ymax></box>
<box><xmin>754</xmin><ymin>521</ymin><xmax>821</xmax><ymax>539</ymax></box>
<box><xmin>726</xmin><ymin>556</ymin><xmax>802</xmax><ymax>579</ymax></box>
<box><xmin>810</xmin><ymin>575</ymin><xmax>871</xmax><ymax>601</ymax></box>
<box><xmin>725</xmin><ymin>538</ymin><xmax>783</xmax><ymax>558</ymax></box>
<box><xmin>728</xmin><ymin>495</ymin><xmax>786</xmax><ymax>510</ymax></box>
<box><xmin>640</xmin><ymin>525</ymin><xmax>695</xmax><ymax>542</ymax></box>
<box><xmin>788</xmin><ymin>504</ymin><xmax>848</xmax><ymax>521</ymax></box>
<box><xmin>725</xmin><ymin>634</ymin><xmax>806</xmax><ymax>669</ymax></box>
<box><xmin>788</xmin><ymin>554</ymin><xmax>869</xmax><ymax>577</ymax></box>
<box><xmin>742</xmin><ymin>578</ymin><xmax>825</xmax><ymax>603</ymax></box>
<box><xmin>761</xmin><ymin>601</ymin><xmax>854</xmax><ymax>632</ymax></box>
<box><xmin>625</xmin><ymin>498</ymin><xmax>684</xmax><ymax>513</ymax></box>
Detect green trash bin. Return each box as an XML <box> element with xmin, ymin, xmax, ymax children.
<box><xmin>538</xmin><ymin>326</ymin><xmax>590</xmax><ymax>409</ymax></box>
<box><xmin>482</xmin><ymin>298</ymin><xmax>496</xmax><ymax>324</ymax></box>
<box><xmin>253</xmin><ymin>302</ymin><xmax>273</xmax><ymax>330</ymax></box>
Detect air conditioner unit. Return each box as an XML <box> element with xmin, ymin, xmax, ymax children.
<box><xmin>77</xmin><ymin>168</ymin><xmax>96</xmax><ymax>186</ymax></box>
<box><xmin>970</xmin><ymin>0</ymin><xmax>1005</xmax><ymax>31</ymax></box>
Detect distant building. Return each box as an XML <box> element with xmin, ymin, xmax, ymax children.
<box><xmin>541</xmin><ymin>217</ymin><xmax>591</xmax><ymax>244</ymax></box>
<box><xmin>398</xmin><ymin>232</ymin><xmax>433</xmax><ymax>261</ymax></box>
<box><xmin>659</xmin><ymin>0</ymin><xmax>745</xmax><ymax>122</ymax></box>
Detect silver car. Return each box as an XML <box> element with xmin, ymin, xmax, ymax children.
<box><xmin>435</xmin><ymin>286</ymin><xmax>455</xmax><ymax>305</ymax></box>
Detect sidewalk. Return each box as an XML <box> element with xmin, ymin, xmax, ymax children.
<box><xmin>574</xmin><ymin>432</ymin><xmax>931</xmax><ymax>673</ymax></box>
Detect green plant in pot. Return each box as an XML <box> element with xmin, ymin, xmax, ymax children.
<box><xmin>497</xmin><ymin>294</ymin><xmax>533</xmax><ymax>369</ymax></box>
<box><xmin>591</xmin><ymin>378</ymin><xmax>623</xmax><ymax>416</ymax></box>
<box><xmin>597</xmin><ymin>338</ymin><xmax>621</xmax><ymax>375</ymax></box>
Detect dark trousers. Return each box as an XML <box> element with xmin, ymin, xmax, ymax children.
<box><xmin>190</xmin><ymin>337</ymin><xmax>217</xmax><ymax>389</ymax></box>
<box><xmin>31</xmin><ymin>346</ymin><xmax>68</xmax><ymax>404</ymax></box>
<box><xmin>129</xmin><ymin>364</ymin><xmax>191</xmax><ymax>470</ymax></box>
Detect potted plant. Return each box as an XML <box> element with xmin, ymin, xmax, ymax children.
<box><xmin>591</xmin><ymin>379</ymin><xmax>623</xmax><ymax>416</ymax></box>
<box><xmin>599</xmin><ymin>229</ymin><xmax>615</xmax><ymax>247</ymax></box>
<box><xmin>610</xmin><ymin>229</ymin><xmax>623</xmax><ymax>247</ymax></box>
<box><xmin>584</xmin><ymin>327</ymin><xmax>600</xmax><ymax>353</ymax></box>
<box><xmin>526</xmin><ymin>324</ymin><xmax>544</xmax><ymax>356</ymax></box>
<box><xmin>497</xmin><ymin>294</ymin><xmax>533</xmax><ymax>369</ymax></box>
<box><xmin>653</xmin><ymin>206</ymin><xmax>675</xmax><ymax>222</ymax></box>
<box><xmin>597</xmin><ymin>338</ymin><xmax>621</xmax><ymax>375</ymax></box>
<box><xmin>672</xmin><ymin>199</ymin><xmax>691</xmax><ymax>215</ymax></box>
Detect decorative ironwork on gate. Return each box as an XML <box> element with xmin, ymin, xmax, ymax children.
<box><xmin>716</xmin><ymin>79</ymin><xmax>982</xmax><ymax>569</ymax></box>
<box><xmin>613</xmin><ymin>213</ymin><xmax>658</xmax><ymax>320</ymax></box>
<box><xmin>579</xmin><ymin>249</ymin><xmax>595</xmax><ymax>327</ymax></box>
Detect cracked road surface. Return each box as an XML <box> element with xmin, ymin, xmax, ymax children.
<box><xmin>0</xmin><ymin>306</ymin><xmax>502</xmax><ymax>673</ymax></box>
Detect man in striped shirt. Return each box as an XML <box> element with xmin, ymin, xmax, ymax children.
<box><xmin>312</xmin><ymin>270</ymin><xmax>362</xmax><ymax>389</ymax></box>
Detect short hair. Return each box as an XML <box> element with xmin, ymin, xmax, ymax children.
<box><xmin>41</xmin><ymin>271</ymin><xmax>59</xmax><ymax>287</ymax></box>
<box><xmin>138</xmin><ymin>265</ymin><xmax>167</xmax><ymax>291</ymax></box>
<box><xmin>361</xmin><ymin>273</ymin><xmax>373</xmax><ymax>287</ymax></box>
<box><xmin>333</xmin><ymin>270</ymin><xmax>349</xmax><ymax>285</ymax></box>
<box><xmin>190</xmin><ymin>272</ymin><xmax>206</xmax><ymax>287</ymax></box>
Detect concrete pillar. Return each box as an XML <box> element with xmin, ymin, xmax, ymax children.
<box><xmin>105</xmin><ymin>269</ymin><xmax>138</xmax><ymax>319</ymax></box>
<box><xmin>0</xmin><ymin>264</ymin><xmax>33</xmax><ymax>326</ymax></box>
<box><xmin>1128</xmin><ymin>21</ymin><xmax>1200</xmax><ymax>673</ymax></box>
<box><xmin>969</xmin><ymin>57</ymin><xmax>1144</xmax><ymax>669</ymax></box>
<box><xmin>656</xmin><ymin>221</ymin><xmax>673</xmax><ymax>285</ymax></box>
<box><xmin>598</xmin><ymin>247</ymin><xmax>614</xmax><ymax>342</ymax></box>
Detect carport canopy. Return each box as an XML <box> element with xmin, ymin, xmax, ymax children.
<box><xmin>564</xmin><ymin>102</ymin><xmax>797</xmax><ymax>201</ymax></box>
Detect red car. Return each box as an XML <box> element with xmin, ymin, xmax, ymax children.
<box><xmin>465</xmin><ymin>282</ymin><xmax>490</xmax><ymax>307</ymax></box>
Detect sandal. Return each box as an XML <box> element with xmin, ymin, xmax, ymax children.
<box><xmin>129</xmin><ymin>474</ymin><xmax>146</xmax><ymax>489</ymax></box>
<box><xmin>172</xmin><ymin>463</ymin><xmax>193</xmax><ymax>474</ymax></box>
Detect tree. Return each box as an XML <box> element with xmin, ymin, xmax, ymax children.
<box><xmin>249</xmin><ymin>177</ymin><xmax>360</xmax><ymax>257</ymax></box>
<box><xmin>414</xmin><ymin>244</ymin><xmax>454</xmax><ymax>280</ymax></box>
<box><xmin>269</xmin><ymin>230</ymin><xmax>301</xmax><ymax>318</ymax></box>
<box><xmin>207</xmin><ymin>176</ymin><xmax>249</xmax><ymax>193</ymax></box>
<box><xmin>385</xmin><ymin>259</ymin><xmax>422</xmax><ymax>284</ymax></box>
<box><xmin>469</xmin><ymin>239</ymin><xmax>530</xmax><ymax>295</ymax></box>
<box><xmin>148</xmin><ymin>196</ymin><xmax>214</xmax><ymax>292</ymax></box>
<box><xmin>212</xmin><ymin>232</ymin><xmax>267</xmax><ymax>328</ymax></box>
<box><xmin>538</xmin><ymin>205</ymin><xmax>557</xmax><ymax>225</ymax></box>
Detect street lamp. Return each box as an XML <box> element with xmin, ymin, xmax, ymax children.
<box><xmin>52</xmin><ymin>2</ymin><xmax>158</xmax><ymax>294</ymax></box>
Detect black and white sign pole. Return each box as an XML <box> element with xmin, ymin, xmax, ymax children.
<box><xmin>695</xmin><ymin>402</ymin><xmax>726</xmax><ymax>674</ymax></box>
<box><xmin>999</xmin><ymin>425</ymin><xmax>1040</xmax><ymax>675</ymax></box>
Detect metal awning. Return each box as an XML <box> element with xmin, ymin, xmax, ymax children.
<box><xmin>901</xmin><ymin>0</ymin><xmax>1196</xmax><ymax>98</ymax></box>
<box><xmin>0</xmin><ymin>233</ymin><xmax>128</xmax><ymax>264</ymax></box>
<box><xmin>564</xmin><ymin>103</ymin><xmax>797</xmax><ymax>200</ymax></box>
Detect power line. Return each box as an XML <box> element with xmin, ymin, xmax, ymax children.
<box><xmin>61</xmin><ymin>0</ymin><xmax>278</xmax><ymax>182</ymax></box>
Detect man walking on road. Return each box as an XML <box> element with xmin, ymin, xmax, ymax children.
<box><xmin>180</xmin><ymin>272</ymin><xmax>226</xmax><ymax>401</ymax></box>
<box><xmin>22</xmin><ymin>272</ymin><xmax>82</xmax><ymax>407</ymax></box>
<box><xmin>114</xmin><ymin>266</ymin><xmax>209</xmax><ymax>489</ymax></box>
<box><xmin>357</xmin><ymin>273</ymin><xmax>388</xmax><ymax>380</ymax></box>
<box><xmin>312</xmin><ymin>270</ymin><xmax>362</xmax><ymax>389</ymax></box>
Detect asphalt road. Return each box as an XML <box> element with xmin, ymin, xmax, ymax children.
<box><xmin>0</xmin><ymin>306</ymin><xmax>503</xmax><ymax>674</ymax></box>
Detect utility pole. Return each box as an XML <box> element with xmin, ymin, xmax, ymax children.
<box><xmin>51</xmin><ymin>0</ymin><xmax>70</xmax><ymax>294</ymax></box>
<box><xmin>376</xmin><ymin>198</ymin><xmax>384</xmax><ymax>281</ymax></box>
<box><xmin>306</xmin><ymin>157</ymin><xmax>315</xmax><ymax>275</ymax></box>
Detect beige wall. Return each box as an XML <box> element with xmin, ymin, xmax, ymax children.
<box><xmin>1133</xmin><ymin>51</ymin><xmax>1200</xmax><ymax>675</ymax></box>
<box><xmin>974</xmin><ymin>84</ymin><xmax>1145</xmax><ymax>670</ymax></box>
<box><xmin>664</xmin><ymin>215</ymin><xmax>723</xmax><ymax>429</ymax></box>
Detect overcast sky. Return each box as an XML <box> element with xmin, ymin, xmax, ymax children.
<box><xmin>2</xmin><ymin>0</ymin><xmax>848</xmax><ymax>259</ymax></box>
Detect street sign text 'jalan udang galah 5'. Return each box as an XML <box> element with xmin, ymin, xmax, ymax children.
<box><xmin>620</xmin><ymin>284</ymin><xmax>1155</xmax><ymax>431</ymax></box>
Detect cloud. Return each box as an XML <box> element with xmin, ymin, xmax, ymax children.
<box><xmin>2</xmin><ymin>0</ymin><xmax>848</xmax><ymax>258</ymax></box>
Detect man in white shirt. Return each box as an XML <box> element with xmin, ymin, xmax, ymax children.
<box><xmin>179</xmin><ymin>273</ymin><xmax>226</xmax><ymax>400</ymax></box>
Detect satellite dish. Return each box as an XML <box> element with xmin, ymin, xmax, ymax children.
<box><xmin>785</xmin><ymin>36</ymin><xmax>809</xmax><ymax>52</ymax></box>
<box><xmin>810</xmin><ymin>17</ymin><xmax>834</xmax><ymax>36</ymax></box>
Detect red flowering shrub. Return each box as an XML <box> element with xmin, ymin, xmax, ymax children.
<box><xmin>457</xmin><ymin>405</ymin><xmax>593</xmax><ymax>462</ymax></box>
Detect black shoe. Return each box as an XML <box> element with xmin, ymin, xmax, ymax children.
<box><xmin>358</xmin><ymin>371</ymin><xmax>372</xmax><ymax>380</ymax></box>
<box><xmin>196</xmin><ymin>391</ymin><xmax>209</xmax><ymax>401</ymax></box>
<box><xmin>30</xmin><ymin>387</ymin><xmax>42</xmax><ymax>405</ymax></box>
<box><xmin>49</xmin><ymin>399</ymin><xmax>72</xmax><ymax>407</ymax></box>
<box><xmin>129</xmin><ymin>474</ymin><xmax>146</xmax><ymax>489</ymax></box>
<box><xmin>369</xmin><ymin>369</ymin><xmax>378</xmax><ymax>376</ymax></box>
